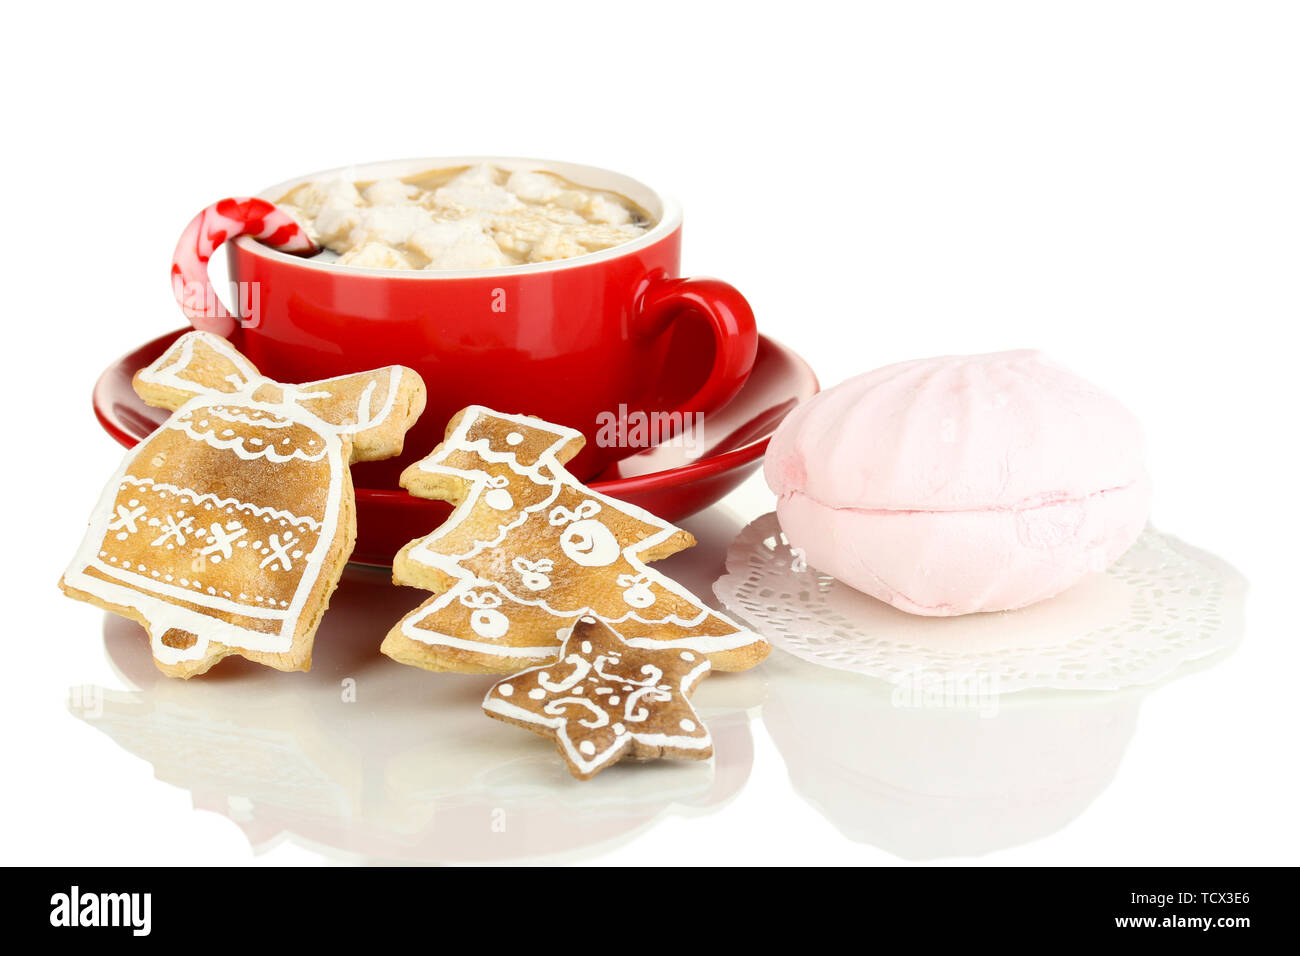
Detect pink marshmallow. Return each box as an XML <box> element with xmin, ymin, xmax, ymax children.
<box><xmin>766</xmin><ymin>351</ymin><xmax>1151</xmax><ymax>616</ymax></box>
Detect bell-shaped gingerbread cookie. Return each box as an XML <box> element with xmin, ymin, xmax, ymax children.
<box><xmin>61</xmin><ymin>332</ymin><xmax>426</xmax><ymax>678</ymax></box>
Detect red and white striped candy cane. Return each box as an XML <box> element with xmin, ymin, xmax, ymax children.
<box><xmin>171</xmin><ymin>197</ymin><xmax>318</xmax><ymax>337</ymax></box>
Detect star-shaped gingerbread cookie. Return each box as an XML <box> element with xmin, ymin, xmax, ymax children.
<box><xmin>483</xmin><ymin>616</ymin><xmax>713</xmax><ymax>780</ymax></box>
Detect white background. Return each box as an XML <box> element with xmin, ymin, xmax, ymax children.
<box><xmin>2</xmin><ymin>0</ymin><xmax>1297</xmax><ymax>865</ymax></box>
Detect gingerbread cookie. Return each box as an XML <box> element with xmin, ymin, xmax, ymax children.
<box><xmin>61</xmin><ymin>331</ymin><xmax>425</xmax><ymax>678</ymax></box>
<box><xmin>484</xmin><ymin>616</ymin><xmax>713</xmax><ymax>779</ymax></box>
<box><xmin>380</xmin><ymin>406</ymin><xmax>769</xmax><ymax>674</ymax></box>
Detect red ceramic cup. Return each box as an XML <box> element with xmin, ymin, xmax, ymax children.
<box><xmin>171</xmin><ymin>157</ymin><xmax>758</xmax><ymax>485</ymax></box>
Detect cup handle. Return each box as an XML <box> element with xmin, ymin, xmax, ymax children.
<box><xmin>170</xmin><ymin>198</ymin><xmax>317</xmax><ymax>337</ymax></box>
<box><xmin>633</xmin><ymin>274</ymin><xmax>759</xmax><ymax>423</ymax></box>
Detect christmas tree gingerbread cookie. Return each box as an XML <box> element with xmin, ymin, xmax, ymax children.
<box><xmin>484</xmin><ymin>616</ymin><xmax>713</xmax><ymax>780</ymax></box>
<box><xmin>381</xmin><ymin>405</ymin><xmax>769</xmax><ymax>674</ymax></box>
<box><xmin>61</xmin><ymin>331</ymin><xmax>425</xmax><ymax>678</ymax></box>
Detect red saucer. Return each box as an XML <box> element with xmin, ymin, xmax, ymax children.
<box><xmin>93</xmin><ymin>329</ymin><xmax>818</xmax><ymax>565</ymax></box>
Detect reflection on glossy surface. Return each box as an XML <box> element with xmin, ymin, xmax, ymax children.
<box><xmin>69</xmin><ymin>509</ymin><xmax>760</xmax><ymax>864</ymax></box>
<box><xmin>74</xmin><ymin>497</ymin><xmax>1244</xmax><ymax>863</ymax></box>
<box><xmin>761</xmin><ymin>647</ymin><xmax>1238</xmax><ymax>860</ymax></box>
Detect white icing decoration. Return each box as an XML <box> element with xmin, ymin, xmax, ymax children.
<box><xmin>558</xmin><ymin>518</ymin><xmax>620</xmax><ymax>567</ymax></box>
<box><xmin>484</xmin><ymin>488</ymin><xmax>514</xmax><ymax>511</ymax></box>
<box><xmin>166</xmin><ymin>415</ymin><xmax>331</xmax><ymax>463</ymax></box>
<box><xmin>511</xmin><ymin>556</ymin><xmax>553</xmax><ymax>591</ymax></box>
<box><xmin>536</xmin><ymin>654</ymin><xmax>592</xmax><ymax>692</ymax></box>
<box><xmin>548</xmin><ymin>500</ymin><xmax>601</xmax><ymax>526</ymax></box>
<box><xmin>149</xmin><ymin>513</ymin><xmax>194</xmax><ymax>547</ymax></box>
<box><xmin>199</xmin><ymin>522</ymin><xmax>246</xmax><ymax>561</ymax></box>
<box><xmin>617</xmin><ymin>572</ymin><xmax>656</xmax><ymax>609</ymax></box>
<box><xmin>108</xmin><ymin>504</ymin><xmax>146</xmax><ymax>533</ymax></box>
<box><xmin>459</xmin><ymin>589</ymin><xmax>509</xmax><ymax>639</ymax></box>
<box><xmin>260</xmin><ymin>533</ymin><xmax>299</xmax><ymax>571</ymax></box>
<box><xmin>203</xmin><ymin>406</ymin><xmax>295</xmax><ymax>429</ymax></box>
<box><xmin>544</xmin><ymin>697</ymin><xmax>608</xmax><ymax>728</ymax></box>
<box><xmin>470</xmin><ymin>609</ymin><xmax>508</xmax><ymax>639</ymax></box>
<box><xmin>483</xmin><ymin>476</ymin><xmax>512</xmax><ymax>512</ymax></box>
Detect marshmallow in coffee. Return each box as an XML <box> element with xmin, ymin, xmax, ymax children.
<box><xmin>277</xmin><ymin>164</ymin><xmax>651</xmax><ymax>271</ymax></box>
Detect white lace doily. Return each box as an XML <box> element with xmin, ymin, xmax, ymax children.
<box><xmin>714</xmin><ymin>513</ymin><xmax>1247</xmax><ymax>693</ymax></box>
